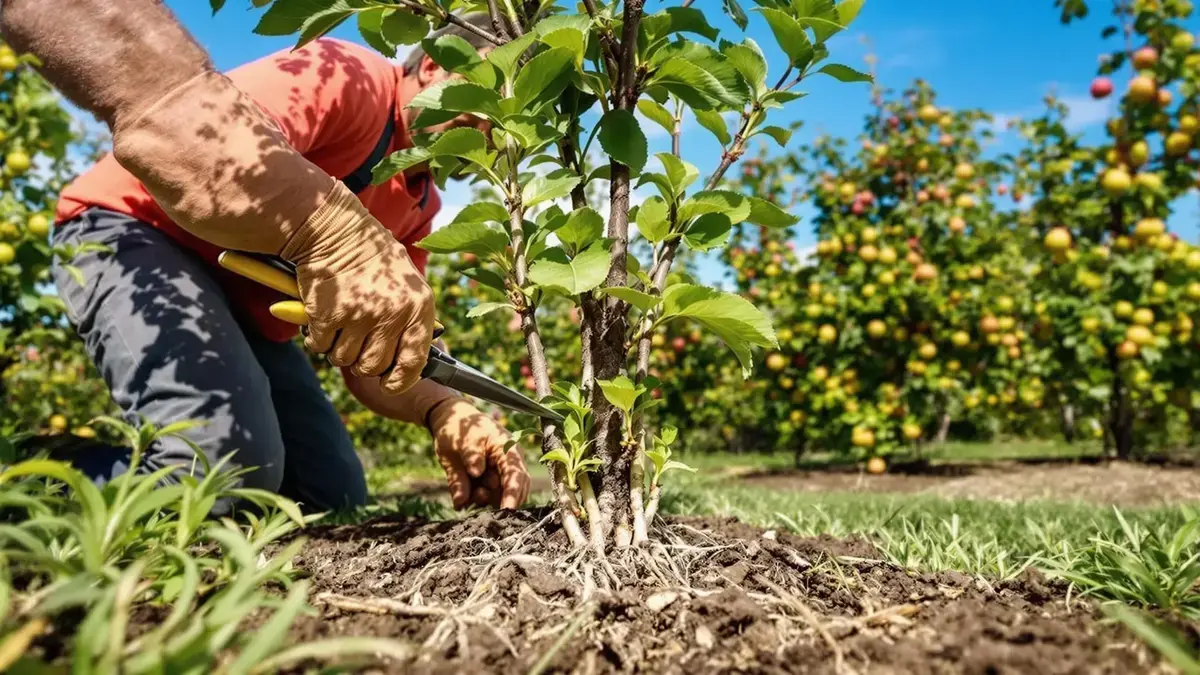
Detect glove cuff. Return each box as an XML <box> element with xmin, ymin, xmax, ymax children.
<box><xmin>111</xmin><ymin>70</ymin><xmax>336</xmax><ymax>254</ymax></box>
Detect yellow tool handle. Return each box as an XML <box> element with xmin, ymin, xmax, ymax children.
<box><xmin>218</xmin><ymin>250</ymin><xmax>445</xmax><ymax>338</ymax></box>
<box><xmin>217</xmin><ymin>251</ymin><xmax>301</xmax><ymax>299</ymax></box>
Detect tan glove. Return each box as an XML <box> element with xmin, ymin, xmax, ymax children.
<box><xmin>427</xmin><ymin>398</ymin><xmax>531</xmax><ymax>510</ymax></box>
<box><xmin>281</xmin><ymin>183</ymin><xmax>435</xmax><ymax>392</ymax></box>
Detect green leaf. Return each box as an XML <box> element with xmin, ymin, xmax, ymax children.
<box><xmin>540</xmin><ymin>27</ymin><xmax>587</xmax><ymax>67</ymax></box>
<box><xmin>599</xmin><ymin>287</ymin><xmax>662</xmax><ymax>312</ymax></box>
<box><xmin>501</xmin><ymin>116</ymin><xmax>563</xmax><ymax>152</ymax></box>
<box><xmin>357</xmin><ymin>8</ymin><xmax>396</xmax><ymax>58</ymax></box>
<box><xmin>758</xmin><ymin>125</ymin><xmax>793</xmax><ymax>146</ymax></box>
<box><xmin>657</xmin><ymin>153</ymin><xmax>699</xmax><ymax>196</ymax></box>
<box><xmin>757</xmin><ymin>8</ymin><xmax>814</xmax><ymax>69</ymax></box>
<box><xmin>679</xmin><ymin>190</ymin><xmax>751</xmax><ymax>223</ymax></box>
<box><xmin>636</xmin><ymin>196</ymin><xmax>671</xmax><ymax>243</ymax></box>
<box><xmin>837</xmin><ymin>0</ymin><xmax>866</xmax><ymax>27</ymax></box>
<box><xmin>211</xmin><ymin>0</ymin><xmax>227</xmax><ymax>13</ymax></box>
<box><xmin>451</xmin><ymin>202</ymin><xmax>509</xmax><ymax>227</ymax></box>
<box><xmin>408</xmin><ymin>81</ymin><xmax>501</xmax><ymax>118</ymax></box>
<box><xmin>555</xmin><ymin>207</ymin><xmax>604</xmax><ymax>254</ymax></box>
<box><xmin>651</xmin><ymin>58</ymin><xmax>742</xmax><ymax>111</ymax></box>
<box><xmin>762</xmin><ymin>90</ymin><xmax>808</xmax><ymax>108</ymax></box>
<box><xmin>638</xmin><ymin>172</ymin><xmax>675</xmax><ymax>204</ymax></box>
<box><xmin>466</xmin><ymin>302</ymin><xmax>514</xmax><ymax>318</ymax></box>
<box><xmin>651</xmin><ymin>43</ymin><xmax>750</xmax><ymax>109</ymax></box>
<box><xmin>599</xmin><ymin>110</ymin><xmax>648</xmax><ymax>173</ymax></box>
<box><xmin>747</xmin><ymin>196</ymin><xmax>799</xmax><ymax>227</ymax></box>
<box><xmin>722</xmin><ymin>39</ymin><xmax>768</xmax><ymax>94</ymax></box>
<box><xmin>723</xmin><ymin>0</ymin><xmax>750</xmax><ymax>29</ymax></box>
<box><xmin>658</xmin><ymin>425</ymin><xmax>679</xmax><ymax>446</ymax></box>
<box><xmin>661</xmin><ymin>459</ymin><xmax>697</xmax><ymax>475</ymax></box>
<box><xmin>487</xmin><ymin>32</ymin><xmax>537</xmax><ymax>83</ymax></box>
<box><xmin>423</xmin><ymin>34</ymin><xmax>483</xmax><ymax>72</ymax></box>
<box><xmin>597</xmin><ymin>375</ymin><xmax>645</xmax><ymax>414</ymax></box>
<box><xmin>637</xmin><ymin>99</ymin><xmax>676</xmax><ymax>136</ymax></box>
<box><xmin>797</xmin><ymin>15</ymin><xmax>845</xmax><ymax>43</ymax></box>
<box><xmin>540</xmin><ymin>448</ymin><xmax>573</xmax><ymax>466</ymax></box>
<box><xmin>463</xmin><ymin>267</ymin><xmax>507</xmax><ymax>293</ymax></box>
<box><xmin>416</xmin><ymin>221</ymin><xmax>509</xmax><ymax>256</ymax></box>
<box><xmin>381</xmin><ymin>8</ymin><xmax>428</xmax><ymax>46</ymax></box>
<box><xmin>522</xmin><ymin>169</ymin><xmax>582</xmax><ymax>209</ymax></box>
<box><xmin>694</xmin><ymin>109</ymin><xmax>731</xmax><ymax>146</ymax></box>
<box><xmin>660</xmin><ymin>284</ymin><xmax>777</xmax><ymax>377</ymax></box>
<box><xmin>513</xmin><ymin>47</ymin><xmax>575</xmax><ymax>110</ymax></box>
<box><xmin>254</xmin><ymin>0</ymin><xmax>347</xmax><ymax>39</ymax></box>
<box><xmin>430</xmin><ymin>127</ymin><xmax>492</xmax><ymax>166</ymax></box>
<box><xmin>528</xmin><ymin>243</ymin><xmax>610</xmax><ymax>295</ymax></box>
<box><xmin>683</xmin><ymin>213</ymin><xmax>732</xmax><ymax>251</ymax></box>
<box><xmin>817</xmin><ymin>63</ymin><xmax>872</xmax><ymax>83</ymax></box>
<box><xmin>642</xmin><ymin>7</ymin><xmax>720</xmax><ymax>42</ymax></box>
<box><xmin>370</xmin><ymin>147</ymin><xmax>433</xmax><ymax>184</ymax></box>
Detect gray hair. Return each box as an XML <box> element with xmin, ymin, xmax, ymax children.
<box><xmin>401</xmin><ymin>14</ymin><xmax>495</xmax><ymax>75</ymax></box>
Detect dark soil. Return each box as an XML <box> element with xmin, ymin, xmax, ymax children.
<box><xmin>268</xmin><ymin>510</ymin><xmax>1165</xmax><ymax>674</ymax></box>
<box><xmin>737</xmin><ymin>460</ymin><xmax>1200</xmax><ymax>508</ymax></box>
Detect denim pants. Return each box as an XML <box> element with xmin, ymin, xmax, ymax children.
<box><xmin>51</xmin><ymin>208</ymin><xmax>367</xmax><ymax>514</ymax></box>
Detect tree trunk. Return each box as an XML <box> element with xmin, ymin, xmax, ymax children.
<box><xmin>935</xmin><ymin>412</ymin><xmax>952</xmax><ymax>444</ymax></box>
<box><xmin>1189</xmin><ymin>408</ymin><xmax>1200</xmax><ymax>448</ymax></box>
<box><xmin>1060</xmin><ymin>402</ymin><xmax>1076</xmax><ymax>444</ymax></box>
<box><xmin>792</xmin><ymin>431</ymin><xmax>808</xmax><ymax>469</ymax></box>
<box><xmin>1108</xmin><ymin>351</ymin><xmax>1134</xmax><ymax>460</ymax></box>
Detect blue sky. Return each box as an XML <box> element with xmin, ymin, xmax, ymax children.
<box><xmin>81</xmin><ymin>1</ymin><xmax>1200</xmax><ymax>257</ymax></box>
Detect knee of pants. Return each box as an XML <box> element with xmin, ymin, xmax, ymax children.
<box><xmin>154</xmin><ymin>401</ymin><xmax>288</xmax><ymax>495</ymax></box>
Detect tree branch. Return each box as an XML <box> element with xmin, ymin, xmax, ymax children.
<box><xmin>394</xmin><ymin>0</ymin><xmax>505</xmax><ymax>45</ymax></box>
<box><xmin>484</xmin><ymin>0</ymin><xmax>517</xmax><ymax>40</ymax></box>
<box><xmin>581</xmin><ymin>0</ymin><xmax>621</xmax><ymax>77</ymax></box>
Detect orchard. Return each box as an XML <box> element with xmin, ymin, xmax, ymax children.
<box><xmin>2</xmin><ymin>0</ymin><xmax>1200</xmax><ymax>673</ymax></box>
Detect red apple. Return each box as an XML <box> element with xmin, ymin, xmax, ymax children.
<box><xmin>1091</xmin><ymin>76</ymin><xmax>1114</xmax><ymax>99</ymax></box>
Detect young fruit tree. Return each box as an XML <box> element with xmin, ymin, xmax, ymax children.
<box><xmin>244</xmin><ymin>0</ymin><xmax>869</xmax><ymax>552</ymax></box>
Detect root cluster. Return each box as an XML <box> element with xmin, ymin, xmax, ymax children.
<box><xmin>311</xmin><ymin>514</ymin><xmax>920</xmax><ymax>674</ymax></box>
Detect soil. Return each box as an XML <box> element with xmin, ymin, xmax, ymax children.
<box><xmin>736</xmin><ymin>460</ymin><xmax>1200</xmax><ymax>508</ymax></box>
<box><xmin>266</xmin><ymin>510</ymin><xmax>1170</xmax><ymax>674</ymax></box>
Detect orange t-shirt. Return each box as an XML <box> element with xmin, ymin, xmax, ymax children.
<box><xmin>55</xmin><ymin>38</ymin><xmax>440</xmax><ymax>343</ymax></box>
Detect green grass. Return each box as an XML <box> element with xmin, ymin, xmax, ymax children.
<box><xmin>920</xmin><ymin>438</ymin><xmax>1105</xmax><ymax>463</ymax></box>
<box><xmin>657</xmin><ymin>475</ymin><xmax>1190</xmax><ymax>576</ymax></box>
<box><xmin>669</xmin><ymin>439</ymin><xmax>1106</xmax><ymax>476</ymax></box>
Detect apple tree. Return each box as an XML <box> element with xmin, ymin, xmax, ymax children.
<box><xmin>740</xmin><ymin>80</ymin><xmax>1039</xmax><ymax>464</ymax></box>
<box><xmin>1014</xmin><ymin>0</ymin><xmax>1200</xmax><ymax>458</ymax></box>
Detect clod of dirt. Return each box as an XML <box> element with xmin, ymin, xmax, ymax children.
<box><xmin>251</xmin><ymin>510</ymin><xmax>1163</xmax><ymax>674</ymax></box>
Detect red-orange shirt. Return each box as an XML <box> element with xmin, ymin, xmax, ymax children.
<box><xmin>55</xmin><ymin>38</ymin><xmax>440</xmax><ymax>342</ymax></box>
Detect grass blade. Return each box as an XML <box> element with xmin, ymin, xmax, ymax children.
<box><xmin>224</xmin><ymin>580</ymin><xmax>310</xmax><ymax>674</ymax></box>
<box><xmin>1104</xmin><ymin>603</ymin><xmax>1200</xmax><ymax>674</ymax></box>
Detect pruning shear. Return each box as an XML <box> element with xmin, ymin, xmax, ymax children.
<box><xmin>217</xmin><ymin>250</ymin><xmax>564</xmax><ymax>423</ymax></box>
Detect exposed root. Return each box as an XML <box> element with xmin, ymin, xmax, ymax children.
<box><xmin>753</xmin><ymin>573</ymin><xmax>852</xmax><ymax>675</ymax></box>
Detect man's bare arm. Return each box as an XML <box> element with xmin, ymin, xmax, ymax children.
<box><xmin>0</xmin><ymin>0</ymin><xmax>435</xmax><ymax>394</ymax></box>
<box><xmin>1</xmin><ymin>0</ymin><xmax>211</xmax><ymax>129</ymax></box>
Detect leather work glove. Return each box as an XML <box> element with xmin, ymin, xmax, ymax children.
<box><xmin>427</xmin><ymin>398</ymin><xmax>531</xmax><ymax>510</ymax></box>
<box><xmin>280</xmin><ymin>182</ymin><xmax>436</xmax><ymax>393</ymax></box>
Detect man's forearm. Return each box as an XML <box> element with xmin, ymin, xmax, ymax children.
<box><xmin>0</xmin><ymin>0</ymin><xmax>336</xmax><ymax>255</ymax></box>
<box><xmin>343</xmin><ymin>372</ymin><xmax>460</xmax><ymax>428</ymax></box>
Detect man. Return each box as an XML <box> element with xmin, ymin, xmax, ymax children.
<box><xmin>4</xmin><ymin>3</ymin><xmax>530</xmax><ymax>514</ymax></box>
